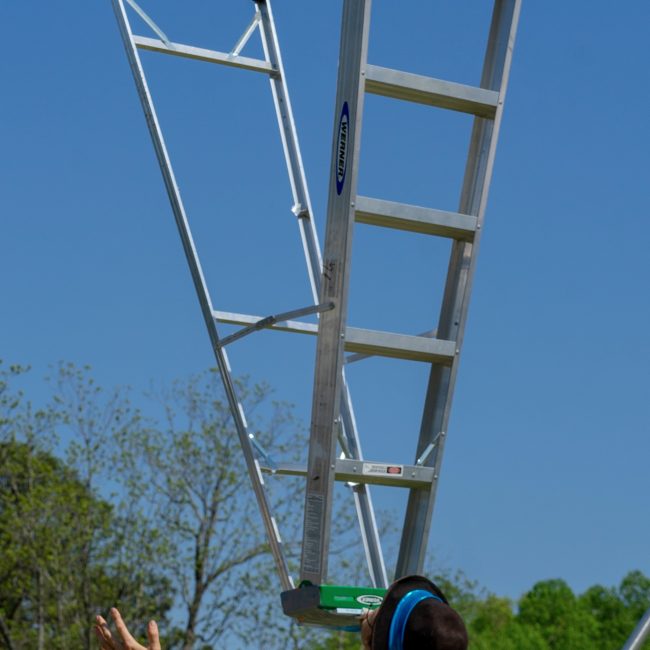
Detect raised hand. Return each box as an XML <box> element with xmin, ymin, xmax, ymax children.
<box><xmin>94</xmin><ymin>608</ymin><xmax>161</xmax><ymax>650</ymax></box>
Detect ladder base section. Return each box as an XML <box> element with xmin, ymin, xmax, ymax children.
<box><xmin>281</xmin><ymin>583</ymin><xmax>385</xmax><ymax>630</ymax></box>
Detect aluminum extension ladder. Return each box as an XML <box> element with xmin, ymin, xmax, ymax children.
<box><xmin>110</xmin><ymin>0</ymin><xmax>387</xmax><ymax>603</ymax></box>
<box><xmin>282</xmin><ymin>0</ymin><xmax>522</xmax><ymax>627</ymax></box>
<box><xmin>111</xmin><ymin>0</ymin><xmax>521</xmax><ymax>630</ymax></box>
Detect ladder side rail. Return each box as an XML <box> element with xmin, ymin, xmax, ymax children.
<box><xmin>111</xmin><ymin>0</ymin><xmax>293</xmax><ymax>591</ymax></box>
<box><xmin>396</xmin><ymin>0</ymin><xmax>522</xmax><ymax>578</ymax></box>
<box><xmin>340</xmin><ymin>378</ymin><xmax>388</xmax><ymax>587</ymax></box>
<box><xmin>300</xmin><ymin>0</ymin><xmax>373</xmax><ymax>585</ymax></box>
<box><xmin>256</xmin><ymin>0</ymin><xmax>323</xmax><ymax>301</ymax></box>
<box><xmin>257</xmin><ymin>0</ymin><xmax>387</xmax><ymax>587</ymax></box>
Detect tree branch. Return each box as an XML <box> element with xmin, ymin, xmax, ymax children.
<box><xmin>0</xmin><ymin>614</ymin><xmax>17</xmax><ymax>650</ymax></box>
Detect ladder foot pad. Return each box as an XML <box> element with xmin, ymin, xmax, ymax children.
<box><xmin>281</xmin><ymin>583</ymin><xmax>385</xmax><ymax>630</ymax></box>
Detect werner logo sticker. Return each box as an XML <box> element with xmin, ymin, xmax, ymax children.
<box><xmin>356</xmin><ymin>594</ymin><xmax>383</xmax><ymax>606</ymax></box>
<box><xmin>335</xmin><ymin>101</ymin><xmax>349</xmax><ymax>195</ymax></box>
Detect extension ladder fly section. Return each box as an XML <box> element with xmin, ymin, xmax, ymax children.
<box><xmin>396</xmin><ymin>0</ymin><xmax>521</xmax><ymax>578</ymax></box>
<box><xmin>110</xmin><ymin>0</ymin><xmax>387</xmax><ymax>603</ymax></box>
<box><xmin>282</xmin><ymin>0</ymin><xmax>522</xmax><ymax>621</ymax></box>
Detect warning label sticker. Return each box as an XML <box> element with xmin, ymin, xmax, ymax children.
<box><xmin>303</xmin><ymin>494</ymin><xmax>324</xmax><ymax>575</ymax></box>
<box><xmin>362</xmin><ymin>463</ymin><xmax>403</xmax><ymax>476</ymax></box>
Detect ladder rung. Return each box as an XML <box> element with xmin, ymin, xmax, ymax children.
<box><xmin>261</xmin><ymin>459</ymin><xmax>435</xmax><ymax>489</ymax></box>
<box><xmin>133</xmin><ymin>35</ymin><xmax>274</xmax><ymax>75</ymax></box>
<box><xmin>213</xmin><ymin>311</ymin><xmax>456</xmax><ymax>365</ymax></box>
<box><xmin>345</xmin><ymin>328</ymin><xmax>455</xmax><ymax>364</ymax></box>
<box><xmin>355</xmin><ymin>196</ymin><xmax>477</xmax><ymax>240</ymax></box>
<box><xmin>365</xmin><ymin>64</ymin><xmax>498</xmax><ymax>118</ymax></box>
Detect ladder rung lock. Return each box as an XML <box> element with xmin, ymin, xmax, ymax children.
<box><xmin>355</xmin><ymin>196</ymin><xmax>477</xmax><ymax>240</ymax></box>
<box><xmin>364</xmin><ymin>64</ymin><xmax>498</xmax><ymax>118</ymax></box>
<box><xmin>261</xmin><ymin>459</ymin><xmax>435</xmax><ymax>490</ymax></box>
<box><xmin>133</xmin><ymin>35</ymin><xmax>274</xmax><ymax>75</ymax></box>
<box><xmin>213</xmin><ymin>312</ymin><xmax>456</xmax><ymax>364</ymax></box>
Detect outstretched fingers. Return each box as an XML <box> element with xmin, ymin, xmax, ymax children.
<box><xmin>94</xmin><ymin>615</ymin><xmax>117</xmax><ymax>649</ymax></box>
<box><xmin>147</xmin><ymin>620</ymin><xmax>161</xmax><ymax>650</ymax></box>
<box><xmin>94</xmin><ymin>609</ymin><xmax>156</xmax><ymax>650</ymax></box>
<box><xmin>111</xmin><ymin>607</ymin><xmax>143</xmax><ymax>648</ymax></box>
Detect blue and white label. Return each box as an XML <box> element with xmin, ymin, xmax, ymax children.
<box><xmin>335</xmin><ymin>101</ymin><xmax>350</xmax><ymax>195</ymax></box>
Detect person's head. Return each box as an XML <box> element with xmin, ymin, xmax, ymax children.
<box><xmin>360</xmin><ymin>575</ymin><xmax>468</xmax><ymax>650</ymax></box>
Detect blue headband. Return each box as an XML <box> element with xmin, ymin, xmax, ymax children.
<box><xmin>388</xmin><ymin>589</ymin><xmax>443</xmax><ymax>650</ymax></box>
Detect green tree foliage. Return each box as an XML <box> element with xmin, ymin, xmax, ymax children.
<box><xmin>579</xmin><ymin>584</ymin><xmax>633</xmax><ymax>650</ymax></box>
<box><xmin>517</xmin><ymin>579</ymin><xmax>598</xmax><ymax>648</ymax></box>
<box><xmin>619</xmin><ymin>571</ymin><xmax>650</xmax><ymax>619</ymax></box>
<box><xmin>462</xmin><ymin>595</ymin><xmax>542</xmax><ymax>650</ymax></box>
<box><xmin>0</xmin><ymin>363</ymin><xmax>172</xmax><ymax>650</ymax></box>
<box><xmin>467</xmin><ymin>575</ymin><xmax>650</xmax><ymax>650</ymax></box>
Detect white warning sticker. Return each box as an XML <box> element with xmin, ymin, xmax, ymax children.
<box><xmin>362</xmin><ymin>463</ymin><xmax>403</xmax><ymax>476</ymax></box>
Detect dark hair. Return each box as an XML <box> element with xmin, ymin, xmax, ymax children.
<box><xmin>403</xmin><ymin>600</ymin><xmax>469</xmax><ymax>649</ymax></box>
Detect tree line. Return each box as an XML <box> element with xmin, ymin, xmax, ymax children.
<box><xmin>1</xmin><ymin>361</ymin><xmax>648</xmax><ymax>649</ymax></box>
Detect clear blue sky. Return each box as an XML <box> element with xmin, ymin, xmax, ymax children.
<box><xmin>2</xmin><ymin>0</ymin><xmax>649</xmax><ymax>604</ymax></box>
